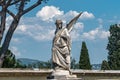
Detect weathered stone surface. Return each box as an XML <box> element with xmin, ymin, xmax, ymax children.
<box><xmin>52</xmin><ymin>13</ymin><xmax>82</xmax><ymax>71</ymax></box>
<box><xmin>51</xmin><ymin>70</ymin><xmax>70</xmax><ymax>76</ymax></box>
<box><xmin>50</xmin><ymin>12</ymin><xmax>83</xmax><ymax>80</ymax></box>
<box><xmin>0</xmin><ymin>69</ymin><xmax>120</xmax><ymax>80</ymax></box>
<box><xmin>47</xmin><ymin>70</ymin><xmax>82</xmax><ymax>80</ymax></box>
<box><xmin>47</xmin><ymin>75</ymin><xmax>82</xmax><ymax>80</ymax></box>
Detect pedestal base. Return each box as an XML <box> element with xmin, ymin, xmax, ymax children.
<box><xmin>47</xmin><ymin>70</ymin><xmax>82</xmax><ymax>80</ymax></box>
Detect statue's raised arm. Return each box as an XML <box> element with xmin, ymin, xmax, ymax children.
<box><xmin>66</xmin><ymin>12</ymin><xmax>83</xmax><ymax>32</ymax></box>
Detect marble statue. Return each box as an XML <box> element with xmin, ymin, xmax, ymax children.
<box><xmin>52</xmin><ymin>12</ymin><xmax>82</xmax><ymax>72</ymax></box>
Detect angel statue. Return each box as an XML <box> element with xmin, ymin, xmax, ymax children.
<box><xmin>52</xmin><ymin>12</ymin><xmax>82</xmax><ymax>72</ymax></box>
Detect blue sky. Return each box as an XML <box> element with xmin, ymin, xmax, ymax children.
<box><xmin>6</xmin><ymin>0</ymin><xmax>120</xmax><ymax>64</ymax></box>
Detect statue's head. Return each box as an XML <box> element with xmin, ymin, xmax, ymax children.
<box><xmin>55</xmin><ymin>20</ymin><xmax>63</xmax><ymax>29</ymax></box>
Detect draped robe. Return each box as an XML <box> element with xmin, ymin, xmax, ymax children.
<box><xmin>52</xmin><ymin>28</ymin><xmax>71</xmax><ymax>70</ymax></box>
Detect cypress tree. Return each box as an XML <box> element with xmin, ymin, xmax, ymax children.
<box><xmin>107</xmin><ymin>24</ymin><xmax>120</xmax><ymax>70</ymax></box>
<box><xmin>101</xmin><ymin>60</ymin><xmax>110</xmax><ymax>70</ymax></box>
<box><xmin>79</xmin><ymin>41</ymin><xmax>91</xmax><ymax>70</ymax></box>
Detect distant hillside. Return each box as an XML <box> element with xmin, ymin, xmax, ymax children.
<box><xmin>17</xmin><ymin>58</ymin><xmax>45</xmax><ymax>65</ymax></box>
<box><xmin>92</xmin><ymin>64</ymin><xmax>101</xmax><ymax>70</ymax></box>
<box><xmin>17</xmin><ymin>58</ymin><xmax>101</xmax><ymax>69</ymax></box>
<box><xmin>17</xmin><ymin>58</ymin><xmax>51</xmax><ymax>68</ymax></box>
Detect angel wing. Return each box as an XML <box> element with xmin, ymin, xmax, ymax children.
<box><xmin>66</xmin><ymin>12</ymin><xmax>83</xmax><ymax>32</ymax></box>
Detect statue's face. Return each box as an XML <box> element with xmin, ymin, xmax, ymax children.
<box><xmin>55</xmin><ymin>20</ymin><xmax>62</xmax><ymax>29</ymax></box>
<box><xmin>56</xmin><ymin>23</ymin><xmax>62</xmax><ymax>29</ymax></box>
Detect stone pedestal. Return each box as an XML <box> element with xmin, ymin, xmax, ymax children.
<box><xmin>47</xmin><ymin>70</ymin><xmax>82</xmax><ymax>80</ymax></box>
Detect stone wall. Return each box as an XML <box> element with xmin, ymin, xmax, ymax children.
<box><xmin>73</xmin><ymin>70</ymin><xmax>120</xmax><ymax>80</ymax></box>
<box><xmin>0</xmin><ymin>69</ymin><xmax>120</xmax><ymax>80</ymax></box>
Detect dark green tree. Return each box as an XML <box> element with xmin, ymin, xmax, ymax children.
<box><xmin>2</xmin><ymin>48</ymin><xmax>25</xmax><ymax>68</ymax></box>
<box><xmin>107</xmin><ymin>24</ymin><xmax>120</xmax><ymax>70</ymax></box>
<box><xmin>2</xmin><ymin>49</ymin><xmax>16</xmax><ymax>68</ymax></box>
<box><xmin>79</xmin><ymin>41</ymin><xmax>91</xmax><ymax>70</ymax></box>
<box><xmin>16</xmin><ymin>60</ymin><xmax>27</xmax><ymax>68</ymax></box>
<box><xmin>0</xmin><ymin>0</ymin><xmax>49</xmax><ymax>67</ymax></box>
<box><xmin>101</xmin><ymin>60</ymin><xmax>110</xmax><ymax>70</ymax></box>
<box><xmin>44</xmin><ymin>60</ymin><xmax>52</xmax><ymax>69</ymax></box>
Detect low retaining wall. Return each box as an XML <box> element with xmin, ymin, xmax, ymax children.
<box><xmin>73</xmin><ymin>70</ymin><xmax>120</xmax><ymax>80</ymax></box>
<box><xmin>0</xmin><ymin>69</ymin><xmax>120</xmax><ymax>80</ymax></box>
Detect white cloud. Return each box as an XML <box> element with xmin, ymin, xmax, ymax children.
<box><xmin>74</xmin><ymin>22</ymin><xmax>84</xmax><ymax>30</ymax></box>
<box><xmin>70</xmin><ymin>30</ymin><xmax>80</xmax><ymax>41</ymax></box>
<box><xmin>80</xmin><ymin>11</ymin><xmax>95</xmax><ymax>20</ymax></box>
<box><xmin>6</xmin><ymin>16</ymin><xmax>13</xmax><ymax>32</ymax></box>
<box><xmin>99</xmin><ymin>30</ymin><xmax>110</xmax><ymax>39</ymax></box>
<box><xmin>12</xmin><ymin>38</ymin><xmax>20</xmax><ymax>43</ymax></box>
<box><xmin>36</xmin><ymin>6</ymin><xmax>95</xmax><ymax>22</ymax></box>
<box><xmin>36</xmin><ymin>6</ymin><xmax>64</xmax><ymax>21</ymax></box>
<box><xmin>17</xmin><ymin>25</ymin><xmax>27</xmax><ymax>32</ymax></box>
<box><xmin>15</xmin><ymin>23</ymin><xmax>55</xmax><ymax>41</ymax></box>
<box><xmin>70</xmin><ymin>22</ymin><xmax>84</xmax><ymax>41</ymax></box>
<box><xmin>33</xmin><ymin>29</ymin><xmax>55</xmax><ymax>41</ymax></box>
<box><xmin>68</xmin><ymin>11</ymin><xmax>79</xmax><ymax>16</ymax></box>
<box><xmin>82</xmin><ymin>27</ymin><xmax>110</xmax><ymax>40</ymax></box>
<box><xmin>6</xmin><ymin>16</ymin><xmax>13</xmax><ymax>21</ymax></box>
<box><xmin>10</xmin><ymin>46</ymin><xmax>21</xmax><ymax>56</ymax></box>
<box><xmin>62</xmin><ymin>11</ymin><xmax>95</xmax><ymax>21</ymax></box>
<box><xmin>62</xmin><ymin>11</ymin><xmax>79</xmax><ymax>23</ymax></box>
<box><xmin>11</xmin><ymin>6</ymin><xmax>96</xmax><ymax>42</ymax></box>
<box><xmin>64</xmin><ymin>11</ymin><xmax>79</xmax><ymax>18</ymax></box>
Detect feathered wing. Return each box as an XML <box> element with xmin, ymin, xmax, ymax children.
<box><xmin>66</xmin><ymin>12</ymin><xmax>83</xmax><ymax>32</ymax></box>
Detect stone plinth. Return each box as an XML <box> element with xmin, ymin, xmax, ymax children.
<box><xmin>47</xmin><ymin>70</ymin><xmax>82</xmax><ymax>80</ymax></box>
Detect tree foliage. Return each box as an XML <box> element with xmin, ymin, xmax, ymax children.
<box><xmin>79</xmin><ymin>41</ymin><xmax>91</xmax><ymax>70</ymax></box>
<box><xmin>0</xmin><ymin>0</ymin><xmax>48</xmax><ymax>67</ymax></box>
<box><xmin>2</xmin><ymin>49</ymin><xmax>16</xmax><ymax>68</ymax></box>
<box><xmin>107</xmin><ymin>24</ymin><xmax>120</xmax><ymax>70</ymax></box>
<box><xmin>101</xmin><ymin>60</ymin><xmax>110</xmax><ymax>70</ymax></box>
<box><xmin>1</xmin><ymin>48</ymin><xmax>26</xmax><ymax>68</ymax></box>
